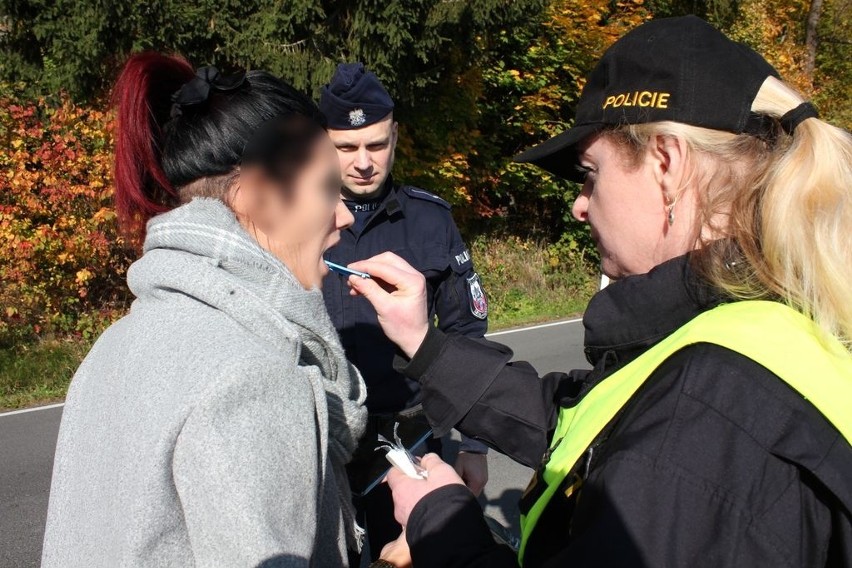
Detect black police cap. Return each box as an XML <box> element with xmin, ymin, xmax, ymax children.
<box><xmin>319</xmin><ymin>63</ymin><xmax>395</xmax><ymax>130</ymax></box>
<box><xmin>514</xmin><ymin>16</ymin><xmax>781</xmax><ymax>181</ymax></box>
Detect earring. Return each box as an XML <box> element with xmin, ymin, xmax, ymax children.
<box><xmin>667</xmin><ymin>204</ymin><xmax>675</xmax><ymax>226</ymax></box>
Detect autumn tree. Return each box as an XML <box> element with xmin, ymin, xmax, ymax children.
<box><xmin>396</xmin><ymin>0</ymin><xmax>650</xmax><ymax>246</ymax></box>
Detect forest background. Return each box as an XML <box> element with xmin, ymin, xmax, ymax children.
<box><xmin>0</xmin><ymin>0</ymin><xmax>849</xmax><ymax>407</ymax></box>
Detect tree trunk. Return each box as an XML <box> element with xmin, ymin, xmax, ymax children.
<box><xmin>804</xmin><ymin>0</ymin><xmax>824</xmax><ymax>84</ymax></box>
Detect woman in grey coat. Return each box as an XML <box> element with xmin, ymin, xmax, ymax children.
<box><xmin>41</xmin><ymin>53</ymin><xmax>367</xmax><ymax>567</ymax></box>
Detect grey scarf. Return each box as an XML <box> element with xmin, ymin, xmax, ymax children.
<box><xmin>136</xmin><ymin>198</ymin><xmax>368</xmax><ymax>551</ymax></box>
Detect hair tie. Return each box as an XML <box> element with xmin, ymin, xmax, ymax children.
<box><xmin>779</xmin><ymin>102</ymin><xmax>819</xmax><ymax>135</ymax></box>
<box><xmin>170</xmin><ymin>66</ymin><xmax>246</xmax><ymax>118</ymax></box>
<box><xmin>742</xmin><ymin>112</ymin><xmax>780</xmax><ymax>141</ymax></box>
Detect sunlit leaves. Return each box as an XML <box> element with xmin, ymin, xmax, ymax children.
<box><xmin>0</xmin><ymin>86</ymin><xmax>131</xmax><ymax>346</ymax></box>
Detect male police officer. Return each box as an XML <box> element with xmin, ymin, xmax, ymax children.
<box><xmin>319</xmin><ymin>63</ymin><xmax>490</xmax><ymax>559</ymax></box>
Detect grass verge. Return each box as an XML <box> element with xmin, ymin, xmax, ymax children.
<box><xmin>471</xmin><ymin>234</ymin><xmax>597</xmax><ymax>331</ymax></box>
<box><xmin>0</xmin><ymin>339</ymin><xmax>91</xmax><ymax>411</ymax></box>
<box><xmin>1</xmin><ymin>237</ymin><xmax>598</xmax><ymax>410</ymax></box>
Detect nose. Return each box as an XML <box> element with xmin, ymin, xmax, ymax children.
<box><xmin>354</xmin><ymin>147</ymin><xmax>372</xmax><ymax>173</ymax></box>
<box><xmin>336</xmin><ymin>200</ymin><xmax>354</xmax><ymax>230</ymax></box>
<box><xmin>571</xmin><ymin>185</ymin><xmax>591</xmax><ymax>222</ymax></box>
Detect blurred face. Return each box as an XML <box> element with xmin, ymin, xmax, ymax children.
<box><xmin>234</xmin><ymin>134</ymin><xmax>354</xmax><ymax>289</ymax></box>
<box><xmin>327</xmin><ymin>113</ymin><xmax>398</xmax><ymax>198</ymax></box>
<box><xmin>571</xmin><ymin>134</ymin><xmax>697</xmax><ymax>279</ymax></box>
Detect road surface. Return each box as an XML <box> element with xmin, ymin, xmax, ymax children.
<box><xmin>0</xmin><ymin>403</ymin><xmax>63</xmax><ymax>567</ymax></box>
<box><xmin>0</xmin><ymin>318</ymin><xmax>588</xmax><ymax>567</ymax></box>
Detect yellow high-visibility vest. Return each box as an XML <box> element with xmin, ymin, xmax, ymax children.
<box><xmin>518</xmin><ymin>301</ymin><xmax>852</xmax><ymax>564</ymax></box>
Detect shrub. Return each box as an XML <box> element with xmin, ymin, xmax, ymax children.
<box><xmin>0</xmin><ymin>85</ymin><xmax>131</xmax><ymax>347</ymax></box>
<box><xmin>470</xmin><ymin>234</ymin><xmax>598</xmax><ymax>329</ymax></box>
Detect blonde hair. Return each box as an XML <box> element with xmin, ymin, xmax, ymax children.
<box><xmin>608</xmin><ymin>76</ymin><xmax>852</xmax><ymax>351</ymax></box>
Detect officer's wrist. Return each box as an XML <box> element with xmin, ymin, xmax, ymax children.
<box><xmin>394</xmin><ymin>326</ymin><xmax>447</xmax><ymax>380</ymax></box>
<box><xmin>399</xmin><ymin>324</ymin><xmax>429</xmax><ymax>360</ymax></box>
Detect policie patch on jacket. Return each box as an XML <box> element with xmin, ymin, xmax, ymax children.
<box><xmin>467</xmin><ymin>273</ymin><xmax>488</xmax><ymax>320</ymax></box>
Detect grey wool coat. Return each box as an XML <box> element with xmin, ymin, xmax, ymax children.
<box><xmin>41</xmin><ymin>199</ymin><xmax>368</xmax><ymax>567</ymax></box>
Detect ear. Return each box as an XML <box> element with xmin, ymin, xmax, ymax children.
<box><xmin>226</xmin><ymin>170</ymin><xmax>248</xmax><ymax>217</ymax></box>
<box><xmin>648</xmin><ymin>134</ymin><xmax>688</xmax><ymax>202</ymax></box>
<box><xmin>229</xmin><ymin>167</ymin><xmax>279</xmax><ymax>232</ymax></box>
<box><xmin>391</xmin><ymin>121</ymin><xmax>400</xmax><ymax>147</ymax></box>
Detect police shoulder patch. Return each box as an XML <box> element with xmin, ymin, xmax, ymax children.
<box><xmin>467</xmin><ymin>272</ymin><xmax>488</xmax><ymax>320</ymax></box>
<box><xmin>402</xmin><ymin>186</ymin><xmax>451</xmax><ymax>209</ymax></box>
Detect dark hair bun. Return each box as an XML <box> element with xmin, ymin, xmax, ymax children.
<box><xmin>112</xmin><ymin>53</ymin><xmax>326</xmax><ymax>242</ymax></box>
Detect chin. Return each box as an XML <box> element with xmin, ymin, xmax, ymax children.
<box><xmin>346</xmin><ymin>181</ymin><xmax>382</xmax><ymax>196</ymax></box>
<box><xmin>313</xmin><ymin>261</ymin><xmax>330</xmax><ymax>287</ymax></box>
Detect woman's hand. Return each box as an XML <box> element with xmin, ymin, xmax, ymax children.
<box><xmin>347</xmin><ymin>253</ymin><xmax>430</xmax><ymax>359</ymax></box>
<box><xmin>386</xmin><ymin>453</ymin><xmax>467</xmax><ymax>527</ymax></box>
<box><xmin>377</xmin><ymin>530</ymin><xmax>412</xmax><ymax>568</ymax></box>
<box><xmin>454</xmin><ymin>452</ymin><xmax>489</xmax><ymax>497</ymax></box>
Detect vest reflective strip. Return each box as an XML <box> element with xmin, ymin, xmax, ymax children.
<box><xmin>518</xmin><ymin>301</ymin><xmax>852</xmax><ymax>564</ymax></box>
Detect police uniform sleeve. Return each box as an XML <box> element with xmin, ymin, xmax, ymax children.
<box><xmin>394</xmin><ymin>326</ymin><xmax>585</xmax><ymax>468</ymax></box>
<box><xmin>406</xmin><ymin>485</ymin><xmax>518</xmax><ymax>567</ymax></box>
<box><xmin>433</xmin><ymin>221</ymin><xmax>488</xmax><ymax>339</ymax></box>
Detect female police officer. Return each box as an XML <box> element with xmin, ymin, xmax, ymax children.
<box><xmin>350</xmin><ymin>15</ymin><xmax>852</xmax><ymax>567</ymax></box>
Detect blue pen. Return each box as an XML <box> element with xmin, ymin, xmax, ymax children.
<box><xmin>324</xmin><ymin>260</ymin><xmax>372</xmax><ymax>279</ymax></box>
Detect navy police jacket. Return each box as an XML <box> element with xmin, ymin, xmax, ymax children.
<box><xmin>323</xmin><ymin>181</ymin><xmax>488</xmax><ymax>416</ymax></box>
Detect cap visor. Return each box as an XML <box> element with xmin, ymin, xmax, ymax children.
<box><xmin>513</xmin><ymin>123</ymin><xmax>602</xmax><ymax>181</ymax></box>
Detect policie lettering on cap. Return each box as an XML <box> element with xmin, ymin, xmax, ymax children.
<box><xmin>514</xmin><ymin>15</ymin><xmax>819</xmax><ymax>182</ymax></box>
<box><xmin>319</xmin><ymin>63</ymin><xmax>395</xmax><ymax>130</ymax></box>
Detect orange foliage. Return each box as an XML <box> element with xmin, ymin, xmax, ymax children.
<box><xmin>550</xmin><ymin>0</ymin><xmax>651</xmax><ymax>52</ymax></box>
<box><xmin>0</xmin><ymin>89</ymin><xmax>131</xmax><ymax>345</ymax></box>
<box><xmin>728</xmin><ymin>0</ymin><xmax>813</xmax><ymax>94</ymax></box>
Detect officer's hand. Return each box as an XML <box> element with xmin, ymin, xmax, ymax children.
<box><xmin>454</xmin><ymin>451</ymin><xmax>489</xmax><ymax>497</ymax></box>
<box><xmin>386</xmin><ymin>453</ymin><xmax>466</xmax><ymax>528</ymax></box>
<box><xmin>348</xmin><ymin>252</ymin><xmax>429</xmax><ymax>359</ymax></box>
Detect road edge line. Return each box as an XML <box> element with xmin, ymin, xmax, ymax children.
<box><xmin>486</xmin><ymin>317</ymin><xmax>582</xmax><ymax>337</ymax></box>
<box><xmin>0</xmin><ymin>402</ymin><xmax>66</xmax><ymax>418</ymax></box>
<box><xmin>1</xmin><ymin>318</ymin><xmax>584</xmax><ymax>417</ymax></box>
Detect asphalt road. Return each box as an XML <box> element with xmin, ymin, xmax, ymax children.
<box><xmin>0</xmin><ymin>403</ymin><xmax>63</xmax><ymax>568</ymax></box>
<box><xmin>0</xmin><ymin>318</ymin><xmax>588</xmax><ymax>567</ymax></box>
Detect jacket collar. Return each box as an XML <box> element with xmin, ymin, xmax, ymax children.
<box><xmin>583</xmin><ymin>254</ymin><xmax>724</xmax><ymax>368</ymax></box>
<box><xmin>380</xmin><ymin>176</ymin><xmax>404</xmax><ymax>217</ymax></box>
<box><xmin>345</xmin><ymin>176</ymin><xmax>404</xmax><ymax>237</ymax></box>
<box><xmin>344</xmin><ymin>175</ymin><xmax>401</xmax><ymax>209</ymax></box>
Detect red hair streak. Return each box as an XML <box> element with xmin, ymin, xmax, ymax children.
<box><xmin>112</xmin><ymin>52</ymin><xmax>194</xmax><ymax>245</ymax></box>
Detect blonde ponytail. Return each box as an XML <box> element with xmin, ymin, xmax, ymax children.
<box><xmin>609</xmin><ymin>76</ymin><xmax>852</xmax><ymax>350</ymax></box>
<box><xmin>748</xmin><ymin>77</ymin><xmax>852</xmax><ymax>350</ymax></box>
